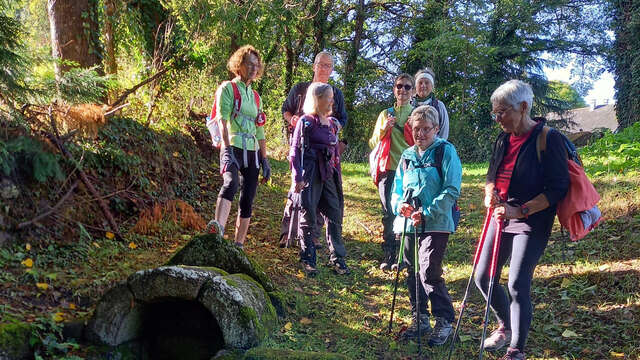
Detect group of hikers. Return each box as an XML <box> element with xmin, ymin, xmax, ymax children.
<box><xmin>204</xmin><ymin>45</ymin><xmax>572</xmax><ymax>360</ymax></box>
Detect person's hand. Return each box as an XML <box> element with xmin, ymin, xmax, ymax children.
<box><xmin>410</xmin><ymin>211</ymin><xmax>423</xmax><ymax>226</ymax></box>
<box><xmin>383</xmin><ymin>114</ymin><xmax>396</xmax><ymax>131</ymax></box>
<box><xmin>260</xmin><ymin>157</ymin><xmax>271</xmax><ymax>183</ymax></box>
<box><xmin>400</xmin><ymin>203</ymin><xmax>414</xmax><ymax>218</ymax></box>
<box><xmin>484</xmin><ymin>189</ymin><xmax>500</xmax><ymax>208</ymax></box>
<box><xmin>290</xmin><ymin>115</ymin><xmax>300</xmax><ymax>128</ymax></box>
<box><xmin>493</xmin><ymin>204</ymin><xmax>521</xmax><ymax>220</ymax></box>
<box><xmin>294</xmin><ymin>181</ymin><xmax>305</xmax><ymax>193</ymax></box>
<box><xmin>221</xmin><ymin>147</ymin><xmax>239</xmax><ymax>173</ymax></box>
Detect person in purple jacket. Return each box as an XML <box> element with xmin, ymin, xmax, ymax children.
<box><xmin>290</xmin><ymin>82</ymin><xmax>349</xmax><ymax>277</ymax></box>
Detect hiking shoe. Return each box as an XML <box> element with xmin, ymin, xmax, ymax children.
<box><xmin>500</xmin><ymin>347</ymin><xmax>525</xmax><ymax>360</ymax></box>
<box><xmin>379</xmin><ymin>251</ymin><xmax>395</xmax><ymax>271</ymax></box>
<box><xmin>206</xmin><ymin>219</ymin><xmax>224</xmax><ymax>235</ymax></box>
<box><xmin>233</xmin><ymin>242</ymin><xmax>244</xmax><ymax>250</ymax></box>
<box><xmin>330</xmin><ymin>258</ymin><xmax>351</xmax><ymax>275</ymax></box>
<box><xmin>483</xmin><ymin>327</ymin><xmax>511</xmax><ymax>352</ymax></box>
<box><xmin>302</xmin><ymin>262</ymin><xmax>318</xmax><ymax>277</ymax></box>
<box><xmin>401</xmin><ymin>313</ymin><xmax>431</xmax><ymax>339</ymax></box>
<box><xmin>428</xmin><ymin>317</ymin><xmax>453</xmax><ymax>346</ymax></box>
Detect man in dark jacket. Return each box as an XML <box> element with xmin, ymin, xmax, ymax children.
<box><xmin>279</xmin><ymin>51</ymin><xmax>348</xmax><ymax>248</ymax></box>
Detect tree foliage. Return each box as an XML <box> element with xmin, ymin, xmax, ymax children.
<box><xmin>548</xmin><ymin>81</ymin><xmax>587</xmax><ymax>109</ymax></box>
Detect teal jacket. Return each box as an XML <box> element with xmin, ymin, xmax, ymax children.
<box><xmin>391</xmin><ymin>138</ymin><xmax>462</xmax><ymax>234</ymax></box>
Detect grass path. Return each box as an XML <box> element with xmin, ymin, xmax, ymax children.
<box><xmin>244</xmin><ymin>160</ymin><xmax>640</xmax><ymax>360</ymax></box>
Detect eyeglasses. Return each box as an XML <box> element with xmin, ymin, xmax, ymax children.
<box><xmin>412</xmin><ymin>126</ymin><xmax>435</xmax><ymax>134</ymax></box>
<box><xmin>395</xmin><ymin>84</ymin><xmax>412</xmax><ymax>91</ymax></box>
<box><xmin>315</xmin><ymin>63</ymin><xmax>333</xmax><ymax>70</ymax></box>
<box><xmin>490</xmin><ymin>107</ymin><xmax>512</xmax><ymax>121</ymax></box>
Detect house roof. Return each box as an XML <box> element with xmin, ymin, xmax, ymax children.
<box><xmin>546</xmin><ymin>104</ymin><xmax>618</xmax><ymax>133</ymax></box>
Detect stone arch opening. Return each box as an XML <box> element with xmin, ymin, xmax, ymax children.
<box><xmin>139</xmin><ymin>298</ymin><xmax>224</xmax><ymax>360</ymax></box>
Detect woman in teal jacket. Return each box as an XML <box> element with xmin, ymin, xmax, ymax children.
<box><xmin>391</xmin><ymin>105</ymin><xmax>462</xmax><ymax>346</ymax></box>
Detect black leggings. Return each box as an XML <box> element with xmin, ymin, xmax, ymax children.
<box><xmin>474</xmin><ymin>219</ymin><xmax>550</xmax><ymax>351</ymax></box>
<box><xmin>218</xmin><ymin>146</ymin><xmax>260</xmax><ymax>218</ymax></box>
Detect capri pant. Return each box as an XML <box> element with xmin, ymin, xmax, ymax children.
<box><xmin>218</xmin><ymin>146</ymin><xmax>260</xmax><ymax>218</ymax></box>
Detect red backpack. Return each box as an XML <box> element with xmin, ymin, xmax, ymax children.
<box><xmin>537</xmin><ymin>126</ymin><xmax>602</xmax><ymax>241</ymax></box>
<box><xmin>206</xmin><ymin>81</ymin><xmax>266</xmax><ymax>148</ymax></box>
<box><xmin>368</xmin><ymin>107</ymin><xmax>414</xmax><ymax>184</ymax></box>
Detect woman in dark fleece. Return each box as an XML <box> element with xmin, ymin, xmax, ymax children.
<box><xmin>290</xmin><ymin>82</ymin><xmax>349</xmax><ymax>277</ymax></box>
<box><xmin>476</xmin><ymin>80</ymin><xmax>569</xmax><ymax>360</ymax></box>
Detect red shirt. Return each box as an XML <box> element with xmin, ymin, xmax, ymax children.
<box><xmin>495</xmin><ymin>127</ymin><xmax>536</xmax><ymax>201</ymax></box>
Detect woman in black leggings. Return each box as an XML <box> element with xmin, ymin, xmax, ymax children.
<box><xmin>476</xmin><ymin>80</ymin><xmax>569</xmax><ymax>360</ymax></box>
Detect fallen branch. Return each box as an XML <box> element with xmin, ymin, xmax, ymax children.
<box><xmin>104</xmin><ymin>102</ymin><xmax>130</xmax><ymax>118</ymax></box>
<box><xmin>17</xmin><ymin>181</ymin><xmax>79</xmax><ymax>229</ymax></box>
<box><xmin>45</xmin><ymin>105</ymin><xmax>124</xmax><ymax>241</ymax></box>
<box><xmin>355</xmin><ymin>218</ymin><xmax>373</xmax><ymax>235</ymax></box>
<box><xmin>111</xmin><ymin>67</ymin><xmax>170</xmax><ymax>108</ymax></box>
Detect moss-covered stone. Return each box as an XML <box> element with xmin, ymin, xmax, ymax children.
<box><xmin>244</xmin><ymin>347</ymin><xmax>351</xmax><ymax>360</ymax></box>
<box><xmin>0</xmin><ymin>321</ymin><xmax>31</xmax><ymax>360</ymax></box>
<box><xmin>267</xmin><ymin>291</ymin><xmax>288</xmax><ymax>318</ymax></box>
<box><xmin>167</xmin><ymin>234</ymin><xmax>274</xmax><ymax>292</ymax></box>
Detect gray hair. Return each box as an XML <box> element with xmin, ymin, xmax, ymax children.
<box><xmin>303</xmin><ymin>82</ymin><xmax>333</xmax><ymax>115</ymax></box>
<box><xmin>314</xmin><ymin>51</ymin><xmax>333</xmax><ymax>65</ymax></box>
<box><xmin>490</xmin><ymin>80</ymin><xmax>534</xmax><ymax>115</ymax></box>
<box><xmin>409</xmin><ymin>105</ymin><xmax>439</xmax><ymax>129</ymax></box>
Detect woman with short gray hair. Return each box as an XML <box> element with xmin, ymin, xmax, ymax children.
<box><xmin>290</xmin><ymin>82</ymin><xmax>349</xmax><ymax>276</ymax></box>
<box><xmin>475</xmin><ymin>79</ymin><xmax>569</xmax><ymax>359</ymax></box>
<box><xmin>390</xmin><ymin>104</ymin><xmax>462</xmax><ymax>345</ymax></box>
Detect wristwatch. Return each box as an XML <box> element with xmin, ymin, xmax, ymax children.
<box><xmin>520</xmin><ymin>204</ymin><xmax>530</xmax><ymax>218</ymax></box>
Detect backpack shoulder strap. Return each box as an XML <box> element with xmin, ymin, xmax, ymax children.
<box><xmin>431</xmin><ymin>97</ymin><xmax>443</xmax><ymax>129</ymax></box>
<box><xmin>230</xmin><ymin>82</ymin><xmax>242</xmax><ymax>114</ymax></box>
<box><xmin>253</xmin><ymin>89</ymin><xmax>260</xmax><ymax>111</ymax></box>
<box><xmin>536</xmin><ymin>126</ymin><xmax>550</xmax><ymax>163</ymax></box>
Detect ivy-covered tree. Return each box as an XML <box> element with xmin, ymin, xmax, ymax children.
<box><xmin>611</xmin><ymin>0</ymin><xmax>640</xmax><ymax>129</ymax></box>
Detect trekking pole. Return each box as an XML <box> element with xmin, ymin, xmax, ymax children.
<box><xmin>478</xmin><ymin>218</ymin><xmax>504</xmax><ymax>360</ymax></box>
<box><xmin>447</xmin><ymin>207</ymin><xmax>494</xmax><ymax>360</ymax></box>
<box><xmin>286</xmin><ymin>192</ymin><xmax>300</xmax><ymax>248</ymax></box>
<box><xmin>413</xmin><ymin>203</ymin><xmax>422</xmax><ymax>357</ymax></box>
<box><xmin>388</xmin><ymin>188</ymin><xmax>413</xmax><ymax>334</ymax></box>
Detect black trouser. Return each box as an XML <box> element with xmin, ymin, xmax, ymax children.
<box><xmin>218</xmin><ymin>146</ymin><xmax>260</xmax><ymax>218</ymax></box>
<box><xmin>280</xmin><ymin>187</ymin><xmax>324</xmax><ymax>242</ymax></box>
<box><xmin>403</xmin><ymin>232</ymin><xmax>455</xmax><ymax>322</ymax></box>
<box><xmin>474</xmin><ymin>219</ymin><xmax>550</xmax><ymax>351</ymax></box>
<box><xmin>299</xmin><ymin>171</ymin><xmax>345</xmax><ymax>267</ymax></box>
<box><xmin>378</xmin><ymin>171</ymin><xmax>397</xmax><ymax>256</ymax></box>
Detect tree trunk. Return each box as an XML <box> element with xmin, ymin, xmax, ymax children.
<box><xmin>343</xmin><ymin>0</ymin><xmax>365</xmax><ymax>114</ymax></box>
<box><xmin>47</xmin><ymin>0</ymin><xmax>102</xmax><ymax>80</ymax></box>
<box><xmin>104</xmin><ymin>0</ymin><xmax>117</xmax><ymax>76</ymax></box>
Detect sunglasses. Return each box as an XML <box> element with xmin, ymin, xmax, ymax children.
<box><xmin>395</xmin><ymin>84</ymin><xmax>412</xmax><ymax>91</ymax></box>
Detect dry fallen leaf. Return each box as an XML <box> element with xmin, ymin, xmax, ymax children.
<box><xmin>92</xmin><ymin>242</ymin><xmax>100</xmax><ymax>248</ymax></box>
<box><xmin>283</xmin><ymin>322</ymin><xmax>293</xmax><ymax>331</ymax></box>
<box><xmin>69</xmin><ymin>303</ymin><xmax>76</xmax><ymax>310</ymax></box>
<box><xmin>53</xmin><ymin>312</ymin><xmax>64</xmax><ymax>322</ymax></box>
<box><xmin>560</xmin><ymin>278</ymin><xmax>572</xmax><ymax>288</ymax></box>
<box><xmin>598</xmin><ymin>264</ymin><xmax>610</xmax><ymax>271</ymax></box>
<box><xmin>25</xmin><ymin>243</ymin><xmax>31</xmax><ymax>251</ymax></box>
<box><xmin>21</xmin><ymin>258</ymin><xmax>33</xmax><ymax>268</ymax></box>
<box><xmin>173</xmin><ymin>151</ymin><xmax>180</xmax><ymax>157</ymax></box>
<box><xmin>300</xmin><ymin>317</ymin><xmax>312</xmax><ymax>325</ymax></box>
<box><xmin>610</xmin><ymin>351</ymin><xmax>625</xmax><ymax>358</ymax></box>
<box><xmin>105</xmin><ymin>231</ymin><xmax>115</xmax><ymax>240</ymax></box>
<box><xmin>562</xmin><ymin>329</ymin><xmax>579</xmax><ymax>338</ymax></box>
<box><xmin>36</xmin><ymin>282</ymin><xmax>49</xmax><ymax>290</ymax></box>
<box><xmin>128</xmin><ymin>242</ymin><xmax>137</xmax><ymax>249</ymax></box>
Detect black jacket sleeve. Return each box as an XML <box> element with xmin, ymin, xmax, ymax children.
<box><xmin>332</xmin><ymin>86</ymin><xmax>348</xmax><ymax>128</ymax></box>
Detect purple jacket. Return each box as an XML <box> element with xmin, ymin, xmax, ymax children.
<box><xmin>289</xmin><ymin>114</ymin><xmax>342</xmax><ymax>183</ymax></box>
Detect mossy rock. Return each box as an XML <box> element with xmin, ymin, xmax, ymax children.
<box><xmin>267</xmin><ymin>291</ymin><xmax>288</xmax><ymax>318</ymax></box>
<box><xmin>167</xmin><ymin>233</ymin><xmax>274</xmax><ymax>292</ymax></box>
<box><xmin>243</xmin><ymin>348</ymin><xmax>351</xmax><ymax>360</ymax></box>
<box><xmin>0</xmin><ymin>321</ymin><xmax>31</xmax><ymax>360</ymax></box>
